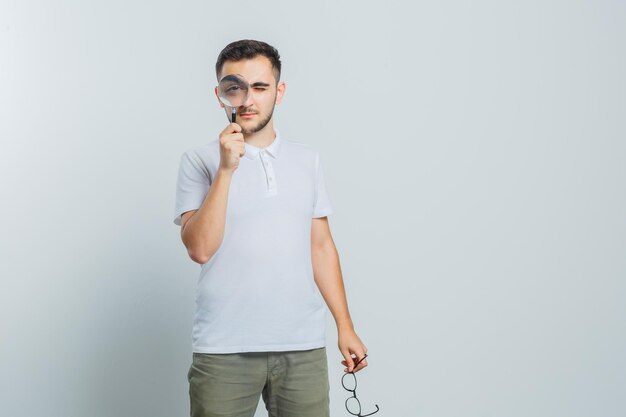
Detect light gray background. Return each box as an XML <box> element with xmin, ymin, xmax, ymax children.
<box><xmin>1</xmin><ymin>1</ymin><xmax>624</xmax><ymax>416</ymax></box>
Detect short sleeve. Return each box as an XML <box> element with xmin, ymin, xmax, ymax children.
<box><xmin>312</xmin><ymin>151</ymin><xmax>334</xmax><ymax>218</ymax></box>
<box><xmin>173</xmin><ymin>151</ymin><xmax>211</xmax><ymax>226</ymax></box>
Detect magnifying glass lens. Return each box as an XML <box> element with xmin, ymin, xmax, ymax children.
<box><xmin>217</xmin><ymin>74</ymin><xmax>249</xmax><ymax>107</ymax></box>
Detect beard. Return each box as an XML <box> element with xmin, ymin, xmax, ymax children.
<box><xmin>239</xmin><ymin>108</ymin><xmax>274</xmax><ymax>134</ymax></box>
<box><xmin>238</xmin><ymin>90</ymin><xmax>277</xmax><ymax>134</ymax></box>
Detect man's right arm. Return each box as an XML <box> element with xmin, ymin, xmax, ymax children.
<box><xmin>178</xmin><ymin>123</ymin><xmax>244</xmax><ymax>265</ymax></box>
<box><xmin>180</xmin><ymin>168</ymin><xmax>233</xmax><ymax>264</ymax></box>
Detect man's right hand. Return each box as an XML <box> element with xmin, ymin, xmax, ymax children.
<box><xmin>218</xmin><ymin>123</ymin><xmax>245</xmax><ymax>173</ymax></box>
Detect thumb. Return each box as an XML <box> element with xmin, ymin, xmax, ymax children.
<box><xmin>342</xmin><ymin>350</ymin><xmax>355</xmax><ymax>372</ymax></box>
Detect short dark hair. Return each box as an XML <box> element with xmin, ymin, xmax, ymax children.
<box><xmin>215</xmin><ymin>39</ymin><xmax>282</xmax><ymax>83</ymax></box>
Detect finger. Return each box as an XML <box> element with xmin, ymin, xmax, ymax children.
<box><xmin>342</xmin><ymin>350</ymin><xmax>354</xmax><ymax>372</ymax></box>
<box><xmin>221</xmin><ymin>123</ymin><xmax>241</xmax><ymax>137</ymax></box>
<box><xmin>353</xmin><ymin>358</ymin><xmax>368</xmax><ymax>373</ymax></box>
<box><xmin>352</xmin><ymin>350</ymin><xmax>367</xmax><ymax>371</ymax></box>
<box><xmin>230</xmin><ymin>133</ymin><xmax>244</xmax><ymax>142</ymax></box>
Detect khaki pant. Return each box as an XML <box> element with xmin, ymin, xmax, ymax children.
<box><xmin>188</xmin><ymin>347</ymin><xmax>330</xmax><ymax>417</ymax></box>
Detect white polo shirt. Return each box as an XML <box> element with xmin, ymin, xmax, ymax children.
<box><xmin>173</xmin><ymin>128</ymin><xmax>334</xmax><ymax>353</ymax></box>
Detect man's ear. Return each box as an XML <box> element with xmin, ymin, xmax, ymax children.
<box><xmin>275</xmin><ymin>81</ymin><xmax>286</xmax><ymax>106</ymax></box>
<box><xmin>215</xmin><ymin>86</ymin><xmax>225</xmax><ymax>108</ymax></box>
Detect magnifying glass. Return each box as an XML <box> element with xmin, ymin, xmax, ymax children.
<box><xmin>217</xmin><ymin>73</ymin><xmax>250</xmax><ymax>124</ymax></box>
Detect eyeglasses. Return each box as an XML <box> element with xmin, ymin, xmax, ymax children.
<box><xmin>341</xmin><ymin>354</ymin><xmax>379</xmax><ymax>416</ymax></box>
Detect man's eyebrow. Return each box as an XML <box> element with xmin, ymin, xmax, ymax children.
<box><xmin>250</xmin><ymin>82</ymin><xmax>271</xmax><ymax>87</ymax></box>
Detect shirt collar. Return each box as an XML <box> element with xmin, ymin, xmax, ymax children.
<box><xmin>243</xmin><ymin>128</ymin><xmax>282</xmax><ymax>160</ymax></box>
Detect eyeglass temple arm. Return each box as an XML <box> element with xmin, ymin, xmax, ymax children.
<box><xmin>348</xmin><ymin>353</ymin><xmax>368</xmax><ymax>373</ymax></box>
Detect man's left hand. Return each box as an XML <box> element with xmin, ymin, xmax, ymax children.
<box><xmin>338</xmin><ymin>328</ymin><xmax>368</xmax><ymax>373</ymax></box>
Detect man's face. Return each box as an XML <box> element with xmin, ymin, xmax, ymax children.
<box><xmin>215</xmin><ymin>55</ymin><xmax>285</xmax><ymax>134</ymax></box>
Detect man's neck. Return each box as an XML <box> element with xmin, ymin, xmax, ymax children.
<box><xmin>243</xmin><ymin>120</ymin><xmax>276</xmax><ymax>149</ymax></box>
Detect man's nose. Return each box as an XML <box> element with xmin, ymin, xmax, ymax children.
<box><xmin>242</xmin><ymin>92</ymin><xmax>254</xmax><ymax>108</ymax></box>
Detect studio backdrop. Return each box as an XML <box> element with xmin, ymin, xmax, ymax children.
<box><xmin>1</xmin><ymin>1</ymin><xmax>625</xmax><ymax>416</ymax></box>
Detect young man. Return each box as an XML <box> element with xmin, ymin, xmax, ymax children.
<box><xmin>173</xmin><ymin>39</ymin><xmax>368</xmax><ymax>417</ymax></box>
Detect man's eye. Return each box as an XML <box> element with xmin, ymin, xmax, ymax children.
<box><xmin>255</xmin><ymin>88</ymin><xmax>267</xmax><ymax>91</ymax></box>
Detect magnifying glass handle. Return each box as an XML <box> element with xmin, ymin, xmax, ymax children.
<box><xmin>231</xmin><ymin>108</ymin><xmax>236</xmax><ymax>124</ymax></box>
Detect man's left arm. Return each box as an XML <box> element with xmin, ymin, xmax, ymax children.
<box><xmin>311</xmin><ymin>216</ymin><xmax>369</xmax><ymax>373</ymax></box>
